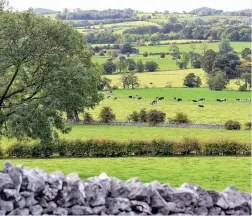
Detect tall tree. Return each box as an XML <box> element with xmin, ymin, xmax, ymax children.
<box><xmin>0</xmin><ymin>10</ymin><xmax>102</xmax><ymax>144</ymax></box>
<box><xmin>202</xmin><ymin>49</ymin><xmax>217</xmax><ymax>74</ymax></box>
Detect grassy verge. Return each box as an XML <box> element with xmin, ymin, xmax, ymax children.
<box><xmin>59</xmin><ymin>124</ymin><xmax>251</xmax><ymax>143</ymax></box>
<box><xmin>1</xmin><ymin>157</ymin><xmax>250</xmax><ymax>192</ymax></box>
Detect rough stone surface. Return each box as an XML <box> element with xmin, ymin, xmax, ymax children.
<box><xmin>0</xmin><ymin>162</ymin><xmax>250</xmax><ymax>215</ymax></box>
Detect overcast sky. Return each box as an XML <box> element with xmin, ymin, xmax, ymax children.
<box><xmin>9</xmin><ymin>0</ymin><xmax>251</xmax><ymax>12</ymax></box>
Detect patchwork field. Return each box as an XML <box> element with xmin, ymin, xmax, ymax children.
<box><xmin>136</xmin><ymin>42</ymin><xmax>251</xmax><ymax>54</ymax></box>
<box><xmin>87</xmin><ymin>88</ymin><xmax>251</xmax><ymax>124</ymax></box>
<box><xmin>104</xmin><ymin>69</ymin><xmax>241</xmax><ymax>90</ymax></box>
<box><xmin>1</xmin><ymin>157</ymin><xmax>250</xmax><ymax>191</ymax></box>
<box><xmin>60</xmin><ymin>124</ymin><xmax>251</xmax><ymax>143</ymax></box>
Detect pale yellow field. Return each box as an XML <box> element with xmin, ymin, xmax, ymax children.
<box><xmin>104</xmin><ymin>69</ymin><xmax>241</xmax><ymax>90</ymax></box>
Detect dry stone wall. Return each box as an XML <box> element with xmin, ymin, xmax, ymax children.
<box><xmin>0</xmin><ymin>162</ymin><xmax>251</xmax><ymax>215</ymax></box>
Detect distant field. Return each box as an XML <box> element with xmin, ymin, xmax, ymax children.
<box><xmin>60</xmin><ymin>124</ymin><xmax>251</xmax><ymax>143</ymax></box>
<box><xmin>104</xmin><ymin>69</ymin><xmax>241</xmax><ymax>90</ymax></box>
<box><xmin>136</xmin><ymin>42</ymin><xmax>251</xmax><ymax>54</ymax></box>
<box><xmin>1</xmin><ymin>157</ymin><xmax>250</xmax><ymax>192</ymax></box>
<box><xmin>87</xmin><ymin>88</ymin><xmax>251</xmax><ymax>124</ymax></box>
<box><xmin>105</xmin><ymin>69</ymin><xmax>207</xmax><ymax>87</ymax></box>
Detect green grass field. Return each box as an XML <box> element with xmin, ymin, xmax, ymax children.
<box><xmin>136</xmin><ymin>42</ymin><xmax>251</xmax><ymax>54</ymax></box>
<box><xmin>1</xmin><ymin>157</ymin><xmax>250</xmax><ymax>191</ymax></box>
<box><xmin>87</xmin><ymin>88</ymin><xmax>251</xmax><ymax>124</ymax></box>
<box><xmin>60</xmin><ymin>124</ymin><xmax>250</xmax><ymax>143</ymax></box>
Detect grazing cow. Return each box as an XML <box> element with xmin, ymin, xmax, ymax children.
<box><xmin>198</xmin><ymin>98</ymin><xmax>205</xmax><ymax>101</ymax></box>
<box><xmin>150</xmin><ymin>100</ymin><xmax>157</xmax><ymax>105</ymax></box>
<box><xmin>192</xmin><ymin>100</ymin><xmax>198</xmax><ymax>103</ymax></box>
<box><xmin>216</xmin><ymin>99</ymin><xmax>222</xmax><ymax>102</ymax></box>
<box><xmin>158</xmin><ymin>97</ymin><xmax>164</xmax><ymax>101</ymax></box>
<box><xmin>198</xmin><ymin>105</ymin><xmax>204</xmax><ymax>108</ymax></box>
<box><xmin>138</xmin><ymin>97</ymin><xmax>142</xmax><ymax>100</ymax></box>
<box><xmin>114</xmin><ymin>97</ymin><xmax>118</xmax><ymax>100</ymax></box>
<box><xmin>236</xmin><ymin>98</ymin><xmax>241</xmax><ymax>102</ymax></box>
<box><xmin>149</xmin><ymin>82</ymin><xmax>153</xmax><ymax>85</ymax></box>
<box><xmin>129</xmin><ymin>96</ymin><xmax>133</xmax><ymax>99</ymax></box>
<box><xmin>177</xmin><ymin>98</ymin><xmax>182</xmax><ymax>102</ymax></box>
<box><xmin>107</xmin><ymin>96</ymin><xmax>110</xmax><ymax>99</ymax></box>
<box><xmin>248</xmin><ymin>98</ymin><xmax>251</xmax><ymax>102</ymax></box>
<box><xmin>222</xmin><ymin>99</ymin><xmax>228</xmax><ymax>102</ymax></box>
<box><xmin>170</xmin><ymin>97</ymin><xmax>176</xmax><ymax>101</ymax></box>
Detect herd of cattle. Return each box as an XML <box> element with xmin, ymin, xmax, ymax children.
<box><xmin>105</xmin><ymin>94</ymin><xmax>251</xmax><ymax>108</ymax></box>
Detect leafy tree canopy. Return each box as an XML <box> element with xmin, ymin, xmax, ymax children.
<box><xmin>0</xmin><ymin>10</ymin><xmax>102</xmax><ymax>143</ymax></box>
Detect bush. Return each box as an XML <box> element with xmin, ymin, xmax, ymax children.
<box><xmin>164</xmin><ymin>81</ymin><xmax>173</xmax><ymax>88</ymax></box>
<box><xmin>99</xmin><ymin>107</ymin><xmax>116</xmax><ymax>123</ymax></box>
<box><xmin>238</xmin><ymin>84</ymin><xmax>247</xmax><ymax>91</ymax></box>
<box><xmin>144</xmin><ymin>61</ymin><xmax>159</xmax><ymax>72</ymax></box>
<box><xmin>143</xmin><ymin>51</ymin><xmax>148</xmax><ymax>57</ymax></box>
<box><xmin>112</xmin><ymin>85</ymin><xmax>118</xmax><ymax>90</ymax></box>
<box><xmin>160</xmin><ymin>53</ymin><xmax>166</xmax><ymax>58</ymax></box>
<box><xmin>139</xmin><ymin>108</ymin><xmax>148</xmax><ymax>122</ymax></box>
<box><xmin>183</xmin><ymin>73</ymin><xmax>202</xmax><ymax>88</ymax></box>
<box><xmin>83</xmin><ymin>112</ymin><xmax>93</xmax><ymax>123</ymax></box>
<box><xmin>174</xmin><ymin>137</ymin><xmax>201</xmax><ymax>155</ymax></box>
<box><xmin>244</xmin><ymin>122</ymin><xmax>251</xmax><ymax>130</ymax></box>
<box><xmin>224</xmin><ymin>120</ymin><xmax>241</xmax><ymax>130</ymax></box>
<box><xmin>147</xmin><ymin>110</ymin><xmax>166</xmax><ymax>125</ymax></box>
<box><xmin>99</xmin><ymin>51</ymin><xmax>105</xmax><ymax>56</ymax></box>
<box><xmin>169</xmin><ymin>112</ymin><xmax>190</xmax><ymax>123</ymax></box>
<box><xmin>127</xmin><ymin>111</ymin><xmax>140</xmax><ymax>122</ymax></box>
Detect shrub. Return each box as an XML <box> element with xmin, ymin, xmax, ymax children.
<box><xmin>165</xmin><ymin>81</ymin><xmax>173</xmax><ymax>88</ymax></box>
<box><xmin>83</xmin><ymin>112</ymin><xmax>93</xmax><ymax>123</ymax></box>
<box><xmin>99</xmin><ymin>51</ymin><xmax>105</xmax><ymax>56</ymax></box>
<box><xmin>170</xmin><ymin>112</ymin><xmax>190</xmax><ymax>123</ymax></box>
<box><xmin>244</xmin><ymin>122</ymin><xmax>251</xmax><ymax>130</ymax></box>
<box><xmin>238</xmin><ymin>84</ymin><xmax>247</xmax><ymax>91</ymax></box>
<box><xmin>160</xmin><ymin>53</ymin><xmax>166</xmax><ymax>58</ymax></box>
<box><xmin>99</xmin><ymin>106</ymin><xmax>116</xmax><ymax>123</ymax></box>
<box><xmin>127</xmin><ymin>111</ymin><xmax>140</xmax><ymax>122</ymax></box>
<box><xmin>139</xmin><ymin>108</ymin><xmax>148</xmax><ymax>122</ymax></box>
<box><xmin>143</xmin><ymin>51</ymin><xmax>148</xmax><ymax>57</ymax></box>
<box><xmin>174</xmin><ymin>137</ymin><xmax>201</xmax><ymax>155</ymax></box>
<box><xmin>183</xmin><ymin>73</ymin><xmax>202</xmax><ymax>88</ymax></box>
<box><xmin>144</xmin><ymin>61</ymin><xmax>159</xmax><ymax>72</ymax></box>
<box><xmin>224</xmin><ymin>120</ymin><xmax>241</xmax><ymax>130</ymax></box>
<box><xmin>147</xmin><ymin>110</ymin><xmax>166</xmax><ymax>125</ymax></box>
<box><xmin>112</xmin><ymin>85</ymin><xmax>118</xmax><ymax>90</ymax></box>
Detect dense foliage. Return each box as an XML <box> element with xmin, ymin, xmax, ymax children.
<box><xmin>4</xmin><ymin>138</ymin><xmax>251</xmax><ymax>158</ymax></box>
<box><xmin>57</xmin><ymin>8</ymin><xmax>136</xmax><ymax>20</ymax></box>
<box><xmin>0</xmin><ymin>10</ymin><xmax>101</xmax><ymax>144</ymax></box>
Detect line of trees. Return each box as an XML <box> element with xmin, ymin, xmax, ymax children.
<box><xmin>56</xmin><ymin>8</ymin><xmax>136</xmax><ymax>20</ymax></box>
<box><xmin>102</xmin><ymin>57</ymin><xmax>159</xmax><ymax>74</ymax></box>
<box><xmin>201</xmin><ymin>39</ymin><xmax>251</xmax><ymax>91</ymax></box>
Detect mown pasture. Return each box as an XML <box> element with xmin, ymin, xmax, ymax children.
<box><xmin>1</xmin><ymin>157</ymin><xmax>250</xmax><ymax>192</ymax></box>
<box><xmin>87</xmin><ymin>88</ymin><xmax>251</xmax><ymax>124</ymax></box>
<box><xmin>60</xmin><ymin>124</ymin><xmax>251</xmax><ymax>143</ymax></box>
<box><xmin>104</xmin><ymin>69</ymin><xmax>240</xmax><ymax>90</ymax></box>
<box><xmin>136</xmin><ymin>41</ymin><xmax>251</xmax><ymax>54</ymax></box>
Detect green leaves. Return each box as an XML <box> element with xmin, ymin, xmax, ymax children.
<box><xmin>0</xmin><ymin>10</ymin><xmax>101</xmax><ymax>143</ymax></box>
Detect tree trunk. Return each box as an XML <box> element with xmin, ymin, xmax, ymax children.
<box><xmin>74</xmin><ymin>110</ymin><xmax>79</xmax><ymax>122</ymax></box>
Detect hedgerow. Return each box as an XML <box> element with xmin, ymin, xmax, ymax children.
<box><xmin>2</xmin><ymin>138</ymin><xmax>250</xmax><ymax>158</ymax></box>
